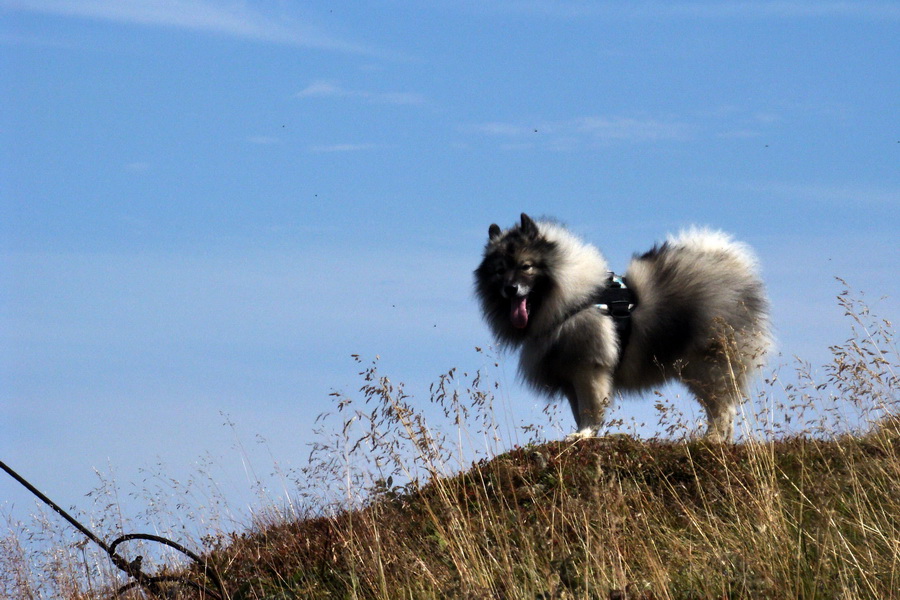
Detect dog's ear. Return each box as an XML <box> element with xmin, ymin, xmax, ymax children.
<box><xmin>488</xmin><ymin>223</ymin><xmax>502</xmax><ymax>240</ymax></box>
<box><xmin>520</xmin><ymin>213</ymin><xmax>538</xmax><ymax>237</ymax></box>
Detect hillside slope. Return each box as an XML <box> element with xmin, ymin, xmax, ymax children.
<box><xmin>199</xmin><ymin>419</ymin><xmax>899</xmax><ymax>599</ymax></box>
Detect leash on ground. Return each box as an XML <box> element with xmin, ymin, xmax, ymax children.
<box><xmin>1</xmin><ymin>459</ymin><xmax>227</xmax><ymax>599</ymax></box>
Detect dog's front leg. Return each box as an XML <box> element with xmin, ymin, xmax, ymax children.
<box><xmin>565</xmin><ymin>367</ymin><xmax>613</xmax><ymax>439</ymax></box>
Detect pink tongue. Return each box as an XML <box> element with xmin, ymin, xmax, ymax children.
<box><xmin>510</xmin><ymin>297</ymin><xmax>529</xmax><ymax>329</ymax></box>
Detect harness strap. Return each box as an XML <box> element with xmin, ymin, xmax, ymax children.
<box><xmin>595</xmin><ymin>274</ymin><xmax>637</xmax><ymax>357</ymax></box>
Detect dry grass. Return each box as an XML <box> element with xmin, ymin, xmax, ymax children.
<box><xmin>2</xmin><ymin>286</ymin><xmax>897</xmax><ymax>599</ymax></box>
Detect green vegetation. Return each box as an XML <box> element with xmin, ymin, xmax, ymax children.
<box><xmin>3</xmin><ymin>289</ymin><xmax>897</xmax><ymax>599</ymax></box>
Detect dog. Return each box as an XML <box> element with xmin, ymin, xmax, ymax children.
<box><xmin>474</xmin><ymin>213</ymin><xmax>771</xmax><ymax>441</ymax></box>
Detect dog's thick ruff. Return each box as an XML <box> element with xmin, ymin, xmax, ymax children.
<box><xmin>474</xmin><ymin>213</ymin><xmax>771</xmax><ymax>441</ymax></box>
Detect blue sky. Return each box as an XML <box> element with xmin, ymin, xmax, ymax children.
<box><xmin>1</xmin><ymin>1</ymin><xmax>898</xmax><ymax>534</ymax></box>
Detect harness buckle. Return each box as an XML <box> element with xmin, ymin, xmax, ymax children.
<box><xmin>596</xmin><ymin>274</ymin><xmax>636</xmax><ymax>318</ymax></box>
<box><xmin>598</xmin><ymin>299</ymin><xmax>635</xmax><ymax>318</ymax></box>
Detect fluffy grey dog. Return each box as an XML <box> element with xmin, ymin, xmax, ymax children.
<box><xmin>474</xmin><ymin>213</ymin><xmax>771</xmax><ymax>441</ymax></box>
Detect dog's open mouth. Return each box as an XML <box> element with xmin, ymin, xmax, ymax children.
<box><xmin>510</xmin><ymin>296</ymin><xmax>529</xmax><ymax>329</ymax></box>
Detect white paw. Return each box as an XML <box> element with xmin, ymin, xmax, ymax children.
<box><xmin>702</xmin><ymin>429</ymin><xmax>732</xmax><ymax>444</ymax></box>
<box><xmin>565</xmin><ymin>428</ymin><xmax>597</xmax><ymax>441</ymax></box>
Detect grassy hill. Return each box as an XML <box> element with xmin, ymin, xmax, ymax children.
<box><xmin>3</xmin><ymin>290</ymin><xmax>897</xmax><ymax>599</ymax></box>
<box><xmin>203</xmin><ymin>424</ymin><xmax>900</xmax><ymax>599</ymax></box>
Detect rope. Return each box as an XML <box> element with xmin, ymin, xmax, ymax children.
<box><xmin>1</xmin><ymin>459</ymin><xmax>227</xmax><ymax>599</ymax></box>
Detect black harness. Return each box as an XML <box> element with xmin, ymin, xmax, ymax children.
<box><xmin>594</xmin><ymin>273</ymin><xmax>637</xmax><ymax>354</ymax></box>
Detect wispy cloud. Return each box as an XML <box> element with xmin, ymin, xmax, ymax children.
<box><xmin>577</xmin><ymin>116</ymin><xmax>690</xmax><ymax>141</ymax></box>
<box><xmin>296</xmin><ymin>80</ymin><xmax>426</xmax><ymax>106</ymax></box>
<box><xmin>717</xmin><ymin>129</ymin><xmax>764</xmax><ymax>139</ymax></box>
<box><xmin>0</xmin><ymin>31</ymin><xmax>77</xmax><ymax>48</ymax></box>
<box><xmin>656</xmin><ymin>2</ymin><xmax>900</xmax><ymax>20</ymax></box>
<box><xmin>485</xmin><ymin>1</ymin><xmax>900</xmax><ymax>20</ymax></box>
<box><xmin>2</xmin><ymin>0</ymin><xmax>377</xmax><ymax>53</ymax></box>
<box><xmin>736</xmin><ymin>181</ymin><xmax>900</xmax><ymax>206</ymax></box>
<box><xmin>466</xmin><ymin>115</ymin><xmax>691</xmax><ymax>149</ymax></box>
<box><xmin>247</xmin><ymin>135</ymin><xmax>280</xmax><ymax>146</ymax></box>
<box><xmin>307</xmin><ymin>143</ymin><xmax>381</xmax><ymax>153</ymax></box>
<box><xmin>124</xmin><ymin>161</ymin><xmax>152</xmax><ymax>173</ymax></box>
<box><xmin>700</xmin><ymin>107</ymin><xmax>783</xmax><ymax>139</ymax></box>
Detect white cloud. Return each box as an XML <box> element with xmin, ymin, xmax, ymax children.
<box><xmin>307</xmin><ymin>143</ymin><xmax>380</xmax><ymax>153</ymax></box>
<box><xmin>483</xmin><ymin>1</ymin><xmax>900</xmax><ymax>20</ymax></box>
<box><xmin>468</xmin><ymin>104</ymin><xmax>806</xmax><ymax>149</ymax></box>
<box><xmin>296</xmin><ymin>80</ymin><xmax>426</xmax><ymax>106</ymax></box>
<box><xmin>576</xmin><ymin>116</ymin><xmax>690</xmax><ymax>141</ymax></box>
<box><xmin>2</xmin><ymin>0</ymin><xmax>376</xmax><ymax>53</ymax></box>
<box><xmin>717</xmin><ymin>129</ymin><xmax>764</xmax><ymax>139</ymax></box>
<box><xmin>466</xmin><ymin>115</ymin><xmax>690</xmax><ymax>148</ymax></box>
<box><xmin>296</xmin><ymin>81</ymin><xmax>344</xmax><ymax>98</ymax></box>
<box><xmin>738</xmin><ymin>181</ymin><xmax>900</xmax><ymax>206</ymax></box>
<box><xmin>0</xmin><ymin>31</ymin><xmax>76</xmax><ymax>48</ymax></box>
<box><xmin>470</xmin><ymin>122</ymin><xmax>533</xmax><ymax>136</ymax></box>
<box><xmin>247</xmin><ymin>135</ymin><xmax>280</xmax><ymax>145</ymax></box>
<box><xmin>657</xmin><ymin>2</ymin><xmax>900</xmax><ymax>20</ymax></box>
<box><xmin>124</xmin><ymin>161</ymin><xmax>152</xmax><ymax>172</ymax></box>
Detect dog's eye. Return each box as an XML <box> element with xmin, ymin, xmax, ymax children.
<box><xmin>521</xmin><ymin>263</ymin><xmax>533</xmax><ymax>272</ymax></box>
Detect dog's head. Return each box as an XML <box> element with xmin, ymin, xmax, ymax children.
<box><xmin>474</xmin><ymin>213</ymin><xmax>555</xmax><ymax>341</ymax></box>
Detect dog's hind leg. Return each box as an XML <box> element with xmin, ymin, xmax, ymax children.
<box><xmin>565</xmin><ymin>367</ymin><xmax>613</xmax><ymax>439</ymax></box>
<box><xmin>684</xmin><ymin>372</ymin><xmax>744</xmax><ymax>442</ymax></box>
<box><xmin>682</xmin><ymin>330</ymin><xmax>758</xmax><ymax>442</ymax></box>
<box><xmin>696</xmin><ymin>389</ymin><xmax>739</xmax><ymax>442</ymax></box>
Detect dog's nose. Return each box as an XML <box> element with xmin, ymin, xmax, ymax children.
<box><xmin>503</xmin><ymin>284</ymin><xmax>519</xmax><ymax>298</ymax></box>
